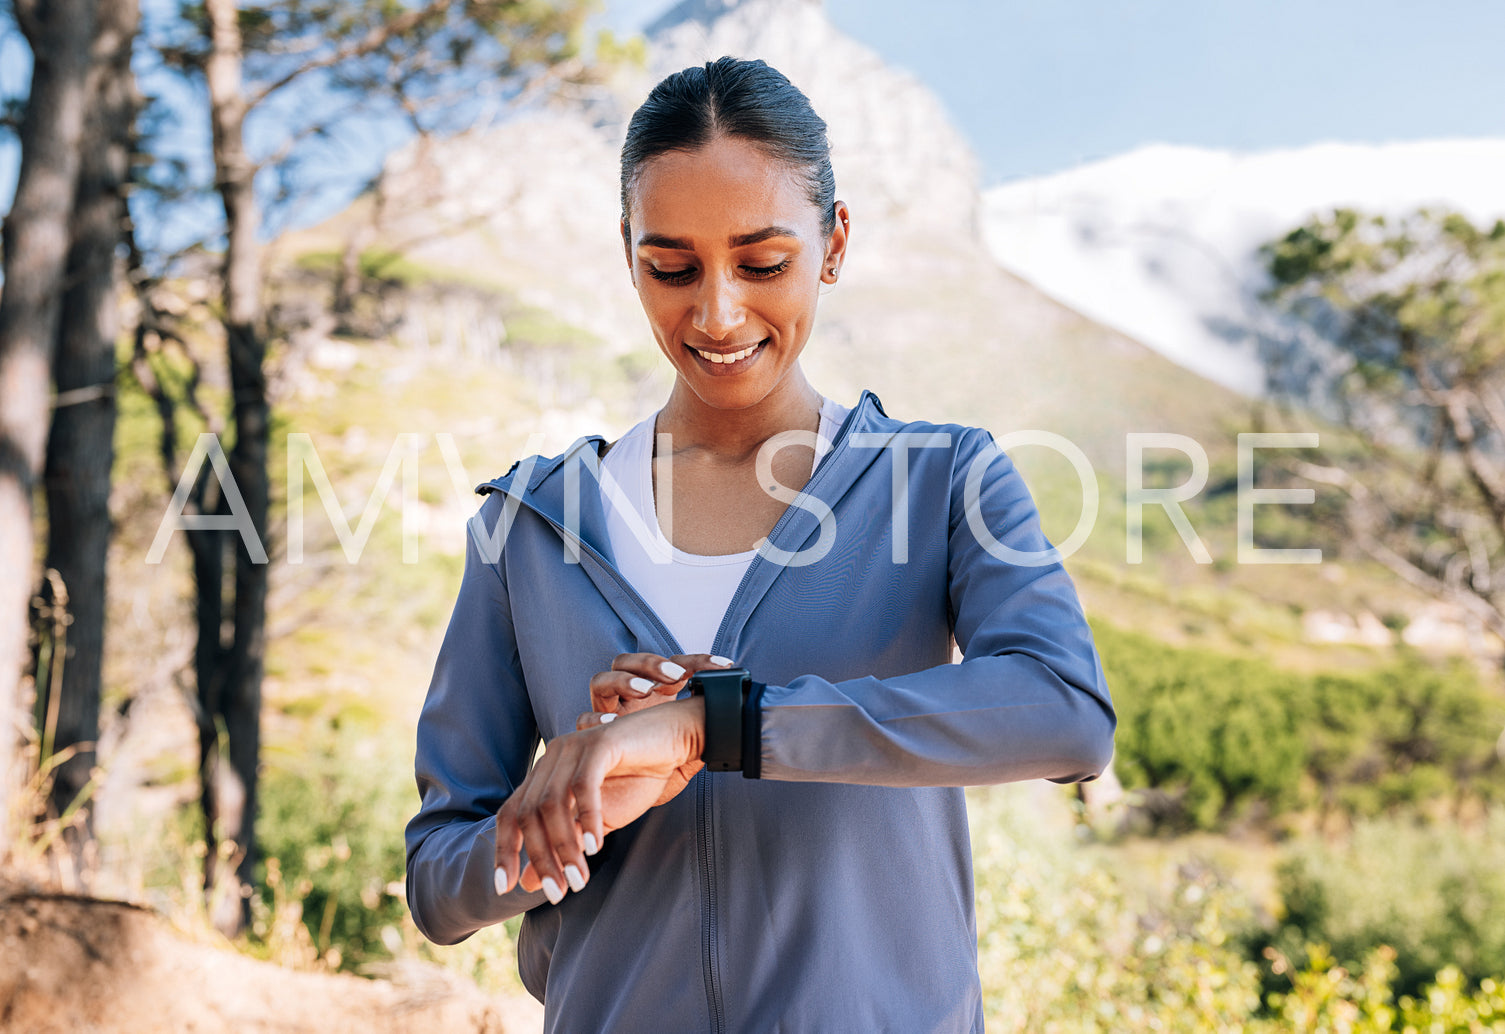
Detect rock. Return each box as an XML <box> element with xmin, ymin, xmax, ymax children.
<box><xmin>0</xmin><ymin>891</ymin><xmax>544</xmax><ymax>1034</ymax></box>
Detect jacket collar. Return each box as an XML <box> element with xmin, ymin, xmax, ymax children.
<box><xmin>475</xmin><ymin>388</ymin><xmax>894</xmax><ymax>541</ymax></box>
<box><xmin>473</xmin><ymin>389</ymin><xmax>897</xmax><ymax>650</ymax></box>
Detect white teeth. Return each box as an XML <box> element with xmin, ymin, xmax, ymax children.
<box><xmin>695</xmin><ymin>343</ymin><xmax>759</xmax><ymax>364</ymax></box>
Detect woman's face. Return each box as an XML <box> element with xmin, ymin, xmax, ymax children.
<box><xmin>622</xmin><ymin>134</ymin><xmax>849</xmax><ymax>413</ymax></box>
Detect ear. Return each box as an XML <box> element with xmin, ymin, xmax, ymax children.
<box><xmin>820</xmin><ymin>201</ymin><xmax>851</xmax><ymax>284</ymax></box>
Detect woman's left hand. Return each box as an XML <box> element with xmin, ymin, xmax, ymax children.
<box><xmin>494</xmin><ymin>696</ymin><xmax>707</xmax><ymax>903</ymax></box>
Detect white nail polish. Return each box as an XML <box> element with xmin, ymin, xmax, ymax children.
<box><xmin>564</xmin><ymin>864</ymin><xmax>586</xmax><ymax>892</ymax></box>
<box><xmin>710</xmin><ymin>656</ymin><xmax>734</xmax><ymax>666</ymax></box>
<box><xmin>661</xmin><ymin>661</ymin><xmax>687</xmax><ymax>680</ymax></box>
<box><xmin>494</xmin><ymin>868</ymin><xmax>508</xmax><ymax>895</ymax></box>
<box><xmin>628</xmin><ymin>676</ymin><xmax>655</xmax><ymax>693</ymax></box>
<box><xmin>542</xmin><ymin>876</ymin><xmax>564</xmax><ymax>904</ymax></box>
<box><xmin>583</xmin><ymin>832</ymin><xmax>598</xmax><ymax>855</ymax></box>
<box><xmin>600</xmin><ymin>713</ymin><xmax>616</xmax><ymax>723</ymax></box>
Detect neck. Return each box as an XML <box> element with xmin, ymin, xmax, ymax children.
<box><xmin>657</xmin><ymin>367</ymin><xmax>823</xmax><ymax>463</ymax></box>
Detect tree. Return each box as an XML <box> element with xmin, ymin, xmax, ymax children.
<box><xmin>34</xmin><ymin>0</ymin><xmax>142</xmax><ymax>871</ymax></box>
<box><xmin>0</xmin><ymin>0</ymin><xmax>100</xmax><ymax>856</ymax></box>
<box><xmin>1261</xmin><ymin>208</ymin><xmax>1505</xmax><ymax>656</ymax></box>
<box><xmin>137</xmin><ymin>0</ymin><xmax>612</xmax><ymax>935</ymax></box>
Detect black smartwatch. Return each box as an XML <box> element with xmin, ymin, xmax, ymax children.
<box><xmin>688</xmin><ymin>667</ymin><xmax>753</xmax><ymax>772</ymax></box>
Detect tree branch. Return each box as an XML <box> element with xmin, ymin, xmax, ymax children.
<box><xmin>245</xmin><ymin>0</ymin><xmax>461</xmax><ymax>111</ymax></box>
<box><xmin>1294</xmin><ymin>459</ymin><xmax>1505</xmax><ymax>643</ymax></box>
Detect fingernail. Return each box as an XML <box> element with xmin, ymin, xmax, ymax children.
<box><xmin>583</xmin><ymin>832</ymin><xmax>598</xmax><ymax>855</ymax></box>
<box><xmin>600</xmin><ymin>713</ymin><xmax>616</xmax><ymax>723</ymax></box>
<box><xmin>542</xmin><ymin>876</ymin><xmax>564</xmax><ymax>904</ymax></box>
<box><xmin>494</xmin><ymin>867</ymin><xmax>509</xmax><ymax>895</ymax></box>
<box><xmin>628</xmin><ymin>676</ymin><xmax>655</xmax><ymax>694</ymax></box>
<box><xmin>709</xmin><ymin>655</ymin><xmax>734</xmax><ymax>666</ymax></box>
<box><xmin>661</xmin><ymin>661</ymin><xmax>687</xmax><ymax>680</ymax></box>
<box><xmin>564</xmin><ymin>864</ymin><xmax>586</xmax><ymax>892</ymax></box>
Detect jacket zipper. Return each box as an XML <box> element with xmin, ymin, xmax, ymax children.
<box><xmin>698</xmin><ymin>397</ymin><xmax>867</xmax><ymax>1032</ymax></box>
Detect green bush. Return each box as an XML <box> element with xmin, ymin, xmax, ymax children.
<box><xmin>1094</xmin><ymin>620</ymin><xmax>1505</xmax><ymax>830</ymax></box>
<box><xmin>968</xmin><ymin>785</ymin><xmax>1505</xmax><ymax>1030</ymax></box>
<box><xmin>254</xmin><ymin>716</ymin><xmax>415</xmax><ymax>970</ymax></box>
<box><xmin>970</xmin><ymin>785</ymin><xmax>1265</xmax><ymax>1031</ymax></box>
<box><xmin>1269</xmin><ymin>812</ymin><xmax>1505</xmax><ymax>999</ymax></box>
<box><xmin>1254</xmin><ymin>943</ymin><xmax>1505</xmax><ymax>1032</ymax></box>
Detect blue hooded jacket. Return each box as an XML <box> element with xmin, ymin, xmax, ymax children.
<box><xmin>405</xmin><ymin>389</ymin><xmax>1116</xmax><ymax>1033</ymax></box>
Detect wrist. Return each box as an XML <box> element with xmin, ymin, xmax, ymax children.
<box><xmin>678</xmin><ymin>695</ymin><xmax>706</xmax><ymax>762</ymax></box>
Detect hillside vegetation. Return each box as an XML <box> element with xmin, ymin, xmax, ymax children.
<box><xmin>63</xmin><ymin>235</ymin><xmax>1500</xmax><ymax>1031</ymax></box>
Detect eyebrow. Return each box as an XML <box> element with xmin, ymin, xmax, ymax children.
<box><xmin>637</xmin><ymin>226</ymin><xmax>803</xmax><ymax>251</ymax></box>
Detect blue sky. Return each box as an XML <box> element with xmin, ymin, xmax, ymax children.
<box><xmin>5</xmin><ymin>0</ymin><xmax>1503</xmax><ymax>226</ymax></box>
<box><xmin>614</xmin><ymin>0</ymin><xmax>1505</xmax><ymax>184</ymax></box>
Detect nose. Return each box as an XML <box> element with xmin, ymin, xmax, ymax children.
<box><xmin>690</xmin><ymin>270</ymin><xmax>746</xmax><ymax>341</ymax></box>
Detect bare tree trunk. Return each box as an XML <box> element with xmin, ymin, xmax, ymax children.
<box><xmin>203</xmin><ymin>0</ymin><xmax>269</xmax><ymax>938</ymax></box>
<box><xmin>38</xmin><ymin>0</ymin><xmax>141</xmax><ymax>873</ymax></box>
<box><xmin>0</xmin><ymin>0</ymin><xmax>99</xmax><ymax>854</ymax></box>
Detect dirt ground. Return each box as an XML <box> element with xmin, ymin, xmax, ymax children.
<box><xmin>0</xmin><ymin>891</ymin><xmax>544</xmax><ymax>1034</ymax></box>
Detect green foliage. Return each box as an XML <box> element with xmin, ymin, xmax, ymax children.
<box><xmin>1260</xmin><ymin>207</ymin><xmax>1505</xmax><ymax>648</ymax></box>
<box><xmin>1270</xmin><ymin>813</ymin><xmax>1505</xmax><ymax>998</ymax></box>
<box><xmin>970</xmin><ymin>785</ymin><xmax>1265</xmax><ymax>1031</ymax></box>
<box><xmin>293</xmin><ymin>247</ymin><xmax>461</xmax><ymax>289</ymax></box>
<box><xmin>254</xmin><ymin>715</ymin><xmax>415</xmax><ymax>970</ymax></box>
<box><xmin>1255</xmin><ymin>943</ymin><xmax>1505</xmax><ymax>1033</ymax></box>
<box><xmin>1264</xmin><ymin>207</ymin><xmax>1505</xmax><ymax>387</ymax></box>
<box><xmin>970</xmin><ymin>786</ymin><xmax>1505</xmax><ymax>1030</ymax></box>
<box><xmin>1094</xmin><ymin>620</ymin><xmax>1505</xmax><ymax>831</ymax></box>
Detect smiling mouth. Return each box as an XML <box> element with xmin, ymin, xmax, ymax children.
<box><xmin>689</xmin><ymin>339</ymin><xmax>767</xmax><ymax>365</ymax></box>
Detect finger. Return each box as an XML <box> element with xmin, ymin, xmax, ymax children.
<box><xmin>535</xmin><ymin>754</ymin><xmax>591</xmax><ymax>899</ymax></box>
<box><xmin>518</xmin><ymin>858</ymin><xmax>540</xmax><ymax>893</ymax></box>
<box><xmin>610</xmin><ymin>652</ymin><xmax>690</xmax><ymax>683</ymax></box>
<box><xmin>589</xmin><ymin>669</ymin><xmax>657</xmax><ymax>713</ymax></box>
<box><xmin>668</xmin><ymin>654</ymin><xmax>737</xmax><ymax>683</ymax></box>
<box><xmin>516</xmin><ymin>801</ymin><xmax>567</xmax><ymax>904</ymax></box>
<box><xmin>577</xmin><ymin>710</ymin><xmax>619</xmax><ymax>731</ymax></box>
<box><xmin>494</xmin><ymin>801</ymin><xmax>524</xmax><ymax>895</ymax></box>
<box><xmin>572</xmin><ymin>729</ymin><xmax>621</xmax><ymax>858</ymax></box>
<box><xmin>513</xmin><ymin>749</ymin><xmax>574</xmax><ymax>905</ymax></box>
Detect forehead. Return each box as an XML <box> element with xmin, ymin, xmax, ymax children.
<box><xmin>628</xmin><ymin>136</ymin><xmax>817</xmax><ymax>242</ymax></box>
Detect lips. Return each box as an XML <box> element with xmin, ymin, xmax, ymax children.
<box><xmin>687</xmin><ymin>339</ymin><xmax>768</xmax><ymax>367</ymax></box>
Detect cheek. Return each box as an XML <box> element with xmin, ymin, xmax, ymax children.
<box><xmin>635</xmin><ymin>285</ymin><xmax>676</xmax><ymax>324</ymax></box>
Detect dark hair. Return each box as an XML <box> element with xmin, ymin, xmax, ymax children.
<box><xmin>620</xmin><ymin>56</ymin><xmax>837</xmax><ymax>242</ymax></box>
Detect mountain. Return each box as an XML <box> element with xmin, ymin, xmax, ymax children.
<box><xmin>280</xmin><ymin>0</ymin><xmax>1252</xmax><ymax>472</ymax></box>
<box><xmin>982</xmin><ymin>139</ymin><xmax>1505</xmax><ymax>396</ymax></box>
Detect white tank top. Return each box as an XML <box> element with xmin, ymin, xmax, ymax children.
<box><xmin>599</xmin><ymin>397</ymin><xmax>850</xmax><ymax>655</ymax></box>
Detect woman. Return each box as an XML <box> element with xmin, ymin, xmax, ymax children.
<box><xmin>405</xmin><ymin>56</ymin><xmax>1115</xmax><ymax>1032</ymax></box>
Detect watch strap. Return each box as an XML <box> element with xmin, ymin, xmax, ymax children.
<box><xmin>692</xmin><ymin>668</ymin><xmax>751</xmax><ymax>772</ymax></box>
<box><xmin>741</xmin><ymin>680</ymin><xmax>766</xmax><ymax>779</ymax></box>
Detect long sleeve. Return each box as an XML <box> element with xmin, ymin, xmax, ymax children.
<box><xmin>405</xmin><ymin>494</ymin><xmax>549</xmax><ymax>944</ymax></box>
<box><xmin>749</xmin><ymin>426</ymin><xmax>1116</xmax><ymax>786</ymax></box>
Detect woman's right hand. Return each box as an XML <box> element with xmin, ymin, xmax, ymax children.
<box><xmin>575</xmin><ymin>652</ymin><xmax>734</xmax><ymax>729</ymax></box>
